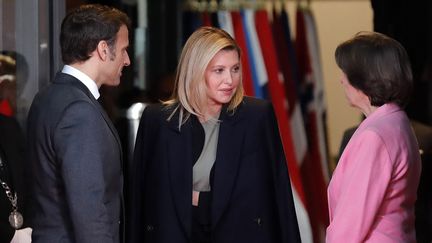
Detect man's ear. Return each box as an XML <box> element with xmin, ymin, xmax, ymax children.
<box><xmin>96</xmin><ymin>40</ymin><xmax>109</xmax><ymax>61</ymax></box>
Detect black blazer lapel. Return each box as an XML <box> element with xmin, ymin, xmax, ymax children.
<box><xmin>166</xmin><ymin>115</ymin><xmax>193</xmax><ymax>238</ymax></box>
<box><xmin>211</xmin><ymin>107</ymin><xmax>245</xmax><ymax>228</ymax></box>
<box><xmin>91</xmin><ymin>98</ymin><xmax>123</xmax><ymax>155</ymax></box>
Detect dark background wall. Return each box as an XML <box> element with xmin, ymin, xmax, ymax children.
<box><xmin>371</xmin><ymin>0</ymin><xmax>432</xmax><ymax>125</ymax></box>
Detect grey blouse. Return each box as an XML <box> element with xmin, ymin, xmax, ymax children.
<box><xmin>192</xmin><ymin>119</ymin><xmax>220</xmax><ymax>192</ymax></box>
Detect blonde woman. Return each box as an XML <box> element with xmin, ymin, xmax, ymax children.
<box><xmin>129</xmin><ymin>27</ymin><xmax>300</xmax><ymax>243</ymax></box>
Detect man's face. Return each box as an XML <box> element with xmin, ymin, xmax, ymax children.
<box><xmin>101</xmin><ymin>25</ymin><xmax>130</xmax><ymax>87</ymax></box>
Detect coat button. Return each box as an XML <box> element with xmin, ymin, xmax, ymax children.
<box><xmin>253</xmin><ymin>218</ymin><xmax>263</xmax><ymax>226</ymax></box>
<box><xmin>146</xmin><ymin>225</ymin><xmax>154</xmax><ymax>231</ymax></box>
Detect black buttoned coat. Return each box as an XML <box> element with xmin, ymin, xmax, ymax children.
<box><xmin>128</xmin><ymin>96</ymin><xmax>300</xmax><ymax>243</ymax></box>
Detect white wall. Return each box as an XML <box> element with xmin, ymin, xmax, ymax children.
<box><xmin>285</xmin><ymin>0</ymin><xmax>373</xmax><ymax>169</ymax></box>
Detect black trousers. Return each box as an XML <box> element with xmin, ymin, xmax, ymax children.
<box><xmin>191</xmin><ymin>202</ymin><xmax>211</xmax><ymax>243</ymax></box>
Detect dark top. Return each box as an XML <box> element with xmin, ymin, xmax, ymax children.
<box><xmin>0</xmin><ymin>114</ymin><xmax>27</xmax><ymax>243</ymax></box>
<box><xmin>191</xmin><ymin>120</ymin><xmax>213</xmax><ymax>243</ymax></box>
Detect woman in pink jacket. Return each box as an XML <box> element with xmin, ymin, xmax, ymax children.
<box><xmin>327</xmin><ymin>31</ymin><xmax>422</xmax><ymax>243</ymax></box>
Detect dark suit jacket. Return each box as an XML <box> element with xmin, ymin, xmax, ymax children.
<box><xmin>128</xmin><ymin>96</ymin><xmax>300</xmax><ymax>243</ymax></box>
<box><xmin>27</xmin><ymin>73</ymin><xmax>124</xmax><ymax>243</ymax></box>
<box><xmin>0</xmin><ymin>114</ymin><xmax>27</xmax><ymax>243</ymax></box>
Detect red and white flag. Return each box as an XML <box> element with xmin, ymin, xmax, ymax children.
<box><xmin>254</xmin><ymin>9</ymin><xmax>313</xmax><ymax>243</ymax></box>
<box><xmin>295</xmin><ymin>6</ymin><xmax>330</xmax><ymax>243</ymax></box>
<box><xmin>230</xmin><ymin>11</ymin><xmax>255</xmax><ymax>96</ymax></box>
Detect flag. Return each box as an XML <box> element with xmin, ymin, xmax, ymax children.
<box><xmin>202</xmin><ymin>12</ymin><xmax>212</xmax><ymax>26</ymax></box>
<box><xmin>182</xmin><ymin>10</ymin><xmax>203</xmax><ymax>44</ymax></box>
<box><xmin>230</xmin><ymin>11</ymin><xmax>255</xmax><ymax>96</ymax></box>
<box><xmin>303</xmin><ymin>8</ymin><xmax>330</xmax><ymax>180</ymax></box>
<box><xmin>241</xmin><ymin>9</ymin><xmax>268</xmax><ymax>99</ymax></box>
<box><xmin>272</xmin><ymin>7</ymin><xmax>309</xmax><ymax>170</ymax></box>
<box><xmin>296</xmin><ymin>6</ymin><xmax>330</xmax><ymax>243</ymax></box>
<box><xmin>217</xmin><ymin>10</ymin><xmax>234</xmax><ymax>37</ymax></box>
<box><xmin>254</xmin><ymin>9</ymin><xmax>313</xmax><ymax>243</ymax></box>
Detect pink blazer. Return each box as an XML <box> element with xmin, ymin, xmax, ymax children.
<box><xmin>326</xmin><ymin>103</ymin><xmax>421</xmax><ymax>243</ymax></box>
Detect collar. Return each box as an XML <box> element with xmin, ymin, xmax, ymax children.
<box><xmin>62</xmin><ymin>65</ymin><xmax>100</xmax><ymax>99</ymax></box>
<box><xmin>359</xmin><ymin>103</ymin><xmax>401</xmax><ymax>129</ymax></box>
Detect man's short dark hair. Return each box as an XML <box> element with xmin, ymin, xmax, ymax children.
<box><xmin>60</xmin><ymin>4</ymin><xmax>131</xmax><ymax>64</ymax></box>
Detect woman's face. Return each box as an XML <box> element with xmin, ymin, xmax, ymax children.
<box><xmin>339</xmin><ymin>71</ymin><xmax>368</xmax><ymax>109</ymax></box>
<box><xmin>204</xmin><ymin>49</ymin><xmax>241</xmax><ymax>109</ymax></box>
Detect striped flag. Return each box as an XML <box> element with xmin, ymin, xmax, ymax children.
<box><xmin>254</xmin><ymin>9</ymin><xmax>313</xmax><ymax>243</ymax></box>
<box><xmin>230</xmin><ymin>11</ymin><xmax>255</xmax><ymax>96</ymax></box>
<box><xmin>271</xmin><ymin>7</ymin><xmax>309</xmax><ymax>172</ymax></box>
<box><xmin>241</xmin><ymin>9</ymin><xmax>268</xmax><ymax>99</ymax></box>
<box><xmin>295</xmin><ymin>6</ymin><xmax>330</xmax><ymax>243</ymax></box>
<box><xmin>303</xmin><ymin>8</ymin><xmax>330</xmax><ymax>180</ymax></box>
<box><xmin>217</xmin><ymin>10</ymin><xmax>234</xmax><ymax>37</ymax></box>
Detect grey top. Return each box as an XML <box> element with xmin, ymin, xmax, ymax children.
<box><xmin>192</xmin><ymin>119</ymin><xmax>220</xmax><ymax>192</ymax></box>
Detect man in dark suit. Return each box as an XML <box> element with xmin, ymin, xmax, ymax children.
<box><xmin>26</xmin><ymin>4</ymin><xmax>130</xmax><ymax>243</ymax></box>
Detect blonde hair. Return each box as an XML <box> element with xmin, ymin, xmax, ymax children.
<box><xmin>164</xmin><ymin>26</ymin><xmax>244</xmax><ymax>127</ymax></box>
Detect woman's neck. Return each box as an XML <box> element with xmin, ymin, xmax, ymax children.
<box><xmin>200</xmin><ymin>104</ymin><xmax>222</xmax><ymax>123</ymax></box>
<box><xmin>360</xmin><ymin>104</ymin><xmax>378</xmax><ymax>117</ymax></box>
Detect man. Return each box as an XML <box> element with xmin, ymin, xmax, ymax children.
<box><xmin>26</xmin><ymin>4</ymin><xmax>130</xmax><ymax>243</ymax></box>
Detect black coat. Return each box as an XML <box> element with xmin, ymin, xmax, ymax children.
<box><xmin>0</xmin><ymin>114</ymin><xmax>27</xmax><ymax>243</ymax></box>
<box><xmin>128</xmin><ymin>96</ymin><xmax>300</xmax><ymax>243</ymax></box>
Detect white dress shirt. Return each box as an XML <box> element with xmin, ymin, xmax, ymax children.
<box><xmin>62</xmin><ymin>65</ymin><xmax>100</xmax><ymax>99</ymax></box>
